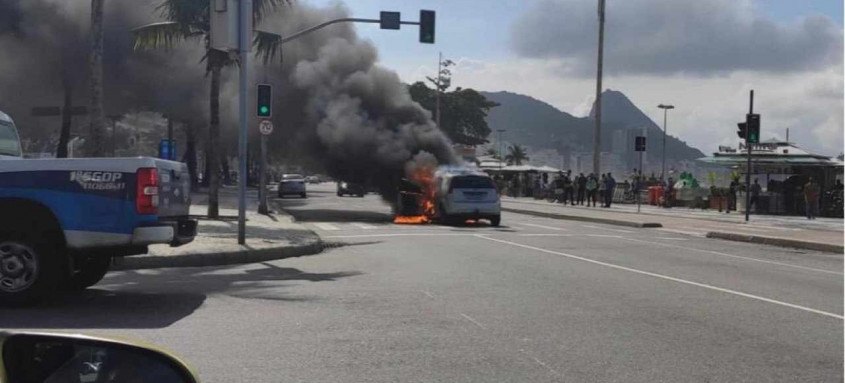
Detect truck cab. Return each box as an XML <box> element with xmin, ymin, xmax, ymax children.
<box><xmin>0</xmin><ymin>110</ymin><xmax>197</xmax><ymax>305</ymax></box>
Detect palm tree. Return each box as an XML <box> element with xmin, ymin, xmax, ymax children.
<box><xmin>132</xmin><ymin>0</ymin><xmax>284</xmax><ymax>218</ymax></box>
<box><xmin>483</xmin><ymin>147</ymin><xmax>499</xmax><ymax>159</ymax></box>
<box><xmin>505</xmin><ymin>144</ymin><xmax>529</xmax><ymax>166</ymax></box>
<box><xmin>87</xmin><ymin>0</ymin><xmax>106</xmax><ymax>157</ymax></box>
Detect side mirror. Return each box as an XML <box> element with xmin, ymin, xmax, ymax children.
<box><xmin>1</xmin><ymin>332</ymin><xmax>199</xmax><ymax>383</ymax></box>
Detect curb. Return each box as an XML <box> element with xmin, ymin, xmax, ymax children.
<box><xmin>112</xmin><ymin>241</ymin><xmax>324</xmax><ymax>271</ymax></box>
<box><xmin>501</xmin><ymin>207</ymin><xmax>662</xmax><ymax>228</ymax></box>
<box><xmin>705</xmin><ymin>232</ymin><xmax>844</xmax><ymax>254</ymax></box>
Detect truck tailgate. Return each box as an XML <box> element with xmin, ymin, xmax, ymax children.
<box><xmin>153</xmin><ymin>159</ymin><xmax>191</xmax><ymax>218</ymax></box>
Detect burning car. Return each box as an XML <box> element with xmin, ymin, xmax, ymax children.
<box><xmin>393</xmin><ymin>166</ymin><xmax>501</xmax><ymax>226</ymax></box>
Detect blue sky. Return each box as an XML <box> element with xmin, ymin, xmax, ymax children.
<box><xmin>304</xmin><ymin>0</ymin><xmax>843</xmax><ymax>156</ymax></box>
<box><xmin>308</xmin><ymin>0</ymin><xmax>843</xmax><ymax>70</ymax></box>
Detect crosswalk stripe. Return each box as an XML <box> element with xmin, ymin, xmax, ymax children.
<box><xmin>352</xmin><ymin>223</ymin><xmax>377</xmax><ymax>230</ymax></box>
<box><xmin>313</xmin><ymin>222</ymin><xmax>340</xmax><ymax>231</ymax></box>
<box><xmin>516</xmin><ymin>222</ymin><xmax>568</xmax><ymax>231</ymax></box>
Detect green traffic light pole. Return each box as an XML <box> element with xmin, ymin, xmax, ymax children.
<box><xmin>745</xmin><ymin>90</ymin><xmax>753</xmax><ymax>222</ymax></box>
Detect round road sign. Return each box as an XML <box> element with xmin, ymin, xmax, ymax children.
<box><xmin>259</xmin><ymin>120</ymin><xmax>273</xmax><ymax>135</ymax></box>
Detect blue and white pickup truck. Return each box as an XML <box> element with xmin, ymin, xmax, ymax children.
<box><xmin>0</xmin><ymin>110</ymin><xmax>197</xmax><ymax>304</ymax></box>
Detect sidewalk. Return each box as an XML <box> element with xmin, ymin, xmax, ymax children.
<box><xmin>502</xmin><ymin>197</ymin><xmax>844</xmax><ymax>253</ymax></box>
<box><xmin>113</xmin><ymin>189</ymin><xmax>322</xmax><ymax>270</ymax></box>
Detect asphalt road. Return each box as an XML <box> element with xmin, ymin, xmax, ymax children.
<box><xmin>4</xmin><ymin>182</ymin><xmax>842</xmax><ymax>382</ymax></box>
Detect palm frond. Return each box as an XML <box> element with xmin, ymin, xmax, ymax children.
<box><xmin>253</xmin><ymin>0</ymin><xmax>290</xmax><ymax>22</ymax></box>
<box><xmin>132</xmin><ymin>21</ymin><xmax>198</xmax><ymax>50</ymax></box>
<box><xmin>253</xmin><ymin>30</ymin><xmax>283</xmax><ymax>64</ymax></box>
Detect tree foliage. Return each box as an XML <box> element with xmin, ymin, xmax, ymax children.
<box><xmin>408</xmin><ymin>81</ymin><xmax>498</xmax><ymax>146</ymax></box>
<box><xmin>505</xmin><ymin>144</ymin><xmax>529</xmax><ymax>165</ymax></box>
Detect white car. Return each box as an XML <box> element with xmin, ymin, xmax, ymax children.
<box><xmin>433</xmin><ymin>167</ymin><xmax>501</xmax><ymax>226</ymax></box>
<box><xmin>278</xmin><ymin>174</ymin><xmax>306</xmax><ymax>198</ymax></box>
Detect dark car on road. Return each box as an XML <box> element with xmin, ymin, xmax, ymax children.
<box><xmin>337</xmin><ymin>181</ymin><xmax>365</xmax><ymax>197</ymax></box>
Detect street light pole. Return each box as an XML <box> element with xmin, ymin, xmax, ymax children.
<box><xmin>657</xmin><ymin>104</ymin><xmax>674</xmax><ymax>181</ymax></box>
<box><xmin>593</xmin><ymin>0</ymin><xmax>606</xmax><ymax>175</ymax></box>
<box><xmin>497</xmin><ymin>129</ymin><xmax>506</xmax><ymax>171</ymax></box>
<box><xmin>436</xmin><ymin>52</ymin><xmax>442</xmax><ymax>130</ymax></box>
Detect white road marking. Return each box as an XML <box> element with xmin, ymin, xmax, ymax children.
<box><xmin>518</xmin><ymin>234</ymin><xmax>623</xmax><ymax>238</ymax></box>
<box><xmin>460</xmin><ymin>313</ymin><xmax>486</xmax><ymax>329</ymax></box>
<box><xmin>654</xmin><ymin>237</ymin><xmax>689</xmax><ymax>241</ymax></box>
<box><xmin>621</xmin><ymin>237</ymin><xmax>843</xmax><ymax>276</ymax></box>
<box><xmin>352</xmin><ymin>223</ymin><xmax>377</xmax><ymax>230</ymax></box>
<box><xmin>475</xmin><ymin>235</ymin><xmax>843</xmax><ymax>320</ymax></box>
<box><xmin>420</xmin><ymin>290</ymin><xmax>435</xmax><ymax>298</ymax></box>
<box><xmin>323</xmin><ymin>233</ymin><xmax>472</xmax><ymax>239</ymax></box>
<box><xmin>516</xmin><ymin>222</ymin><xmax>568</xmax><ymax>231</ymax></box>
<box><xmin>519</xmin><ymin>349</ymin><xmax>561</xmax><ymax>377</ymax></box>
<box><xmin>657</xmin><ymin>228</ymin><xmax>706</xmax><ymax>237</ymax></box>
<box><xmin>582</xmin><ymin>224</ymin><xmax>634</xmax><ymax>233</ymax></box>
<box><xmin>313</xmin><ymin>222</ymin><xmax>340</xmax><ymax>231</ymax></box>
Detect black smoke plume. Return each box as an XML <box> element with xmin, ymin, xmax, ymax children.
<box><xmin>0</xmin><ymin>1</ymin><xmax>457</xmax><ymax>204</ymax></box>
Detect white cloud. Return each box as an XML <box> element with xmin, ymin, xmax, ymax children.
<box><xmin>510</xmin><ymin>0</ymin><xmax>843</xmax><ymax>77</ymax></box>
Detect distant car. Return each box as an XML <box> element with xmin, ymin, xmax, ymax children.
<box><xmin>337</xmin><ymin>181</ymin><xmax>365</xmax><ymax>197</ymax></box>
<box><xmin>434</xmin><ymin>168</ymin><xmax>501</xmax><ymax>226</ymax></box>
<box><xmin>279</xmin><ymin>174</ymin><xmax>306</xmax><ymax>198</ymax></box>
<box><xmin>305</xmin><ymin>175</ymin><xmax>320</xmax><ymax>184</ymax></box>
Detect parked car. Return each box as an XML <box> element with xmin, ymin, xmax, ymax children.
<box><xmin>0</xmin><ymin>110</ymin><xmax>197</xmax><ymax>305</ymax></box>
<box><xmin>278</xmin><ymin>174</ymin><xmax>307</xmax><ymax>198</ymax></box>
<box><xmin>337</xmin><ymin>181</ymin><xmax>365</xmax><ymax>197</ymax></box>
<box><xmin>305</xmin><ymin>175</ymin><xmax>320</xmax><ymax>184</ymax></box>
<box><xmin>433</xmin><ymin>167</ymin><xmax>501</xmax><ymax>226</ymax></box>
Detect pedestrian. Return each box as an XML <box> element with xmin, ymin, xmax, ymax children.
<box><xmin>585</xmin><ymin>173</ymin><xmax>598</xmax><ymax>207</ymax></box>
<box><xmin>552</xmin><ymin>172</ymin><xmax>565</xmax><ymax>203</ymax></box>
<box><xmin>598</xmin><ymin>174</ymin><xmax>607</xmax><ymax>207</ymax></box>
<box><xmin>576</xmin><ymin>172</ymin><xmax>587</xmax><ymax>205</ymax></box>
<box><xmin>562</xmin><ymin>170</ymin><xmax>574</xmax><ymax>205</ymax></box>
<box><xmin>605</xmin><ymin>173</ymin><xmax>616</xmax><ymax>208</ymax></box>
<box><xmin>665</xmin><ymin>176</ymin><xmax>674</xmax><ymax>208</ymax></box>
<box><xmin>804</xmin><ymin>177</ymin><xmax>820</xmax><ymax>219</ymax></box>
<box><xmin>750</xmin><ymin>178</ymin><xmax>762</xmax><ymax>212</ymax></box>
<box><xmin>727</xmin><ymin>179</ymin><xmax>738</xmax><ymax>213</ymax></box>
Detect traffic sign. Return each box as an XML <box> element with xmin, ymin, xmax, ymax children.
<box><xmin>259</xmin><ymin>120</ymin><xmax>273</xmax><ymax>135</ymax></box>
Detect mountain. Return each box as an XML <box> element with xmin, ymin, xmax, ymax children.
<box><xmin>481</xmin><ymin>89</ymin><xmax>705</xmax><ymax>164</ymax></box>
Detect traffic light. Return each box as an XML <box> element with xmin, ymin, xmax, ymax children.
<box><xmin>737</xmin><ymin>122</ymin><xmax>747</xmax><ymax>140</ymax></box>
<box><xmin>746</xmin><ymin>113</ymin><xmax>760</xmax><ymax>144</ymax></box>
<box><xmin>419</xmin><ymin>10</ymin><xmax>435</xmax><ymax>44</ymax></box>
<box><xmin>380</xmin><ymin>11</ymin><xmax>400</xmax><ymax>30</ymax></box>
<box><xmin>635</xmin><ymin>136</ymin><xmax>646</xmax><ymax>152</ymax></box>
<box><xmin>257</xmin><ymin>84</ymin><xmax>272</xmax><ymax>118</ymax></box>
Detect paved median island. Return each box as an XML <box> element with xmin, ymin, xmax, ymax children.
<box><xmin>113</xmin><ymin>205</ymin><xmax>323</xmax><ymax>271</ymax></box>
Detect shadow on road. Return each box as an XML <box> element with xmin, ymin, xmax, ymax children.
<box><xmin>0</xmin><ymin>263</ymin><xmax>361</xmax><ymax>329</ymax></box>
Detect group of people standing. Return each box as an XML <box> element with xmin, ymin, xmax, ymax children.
<box><xmin>547</xmin><ymin>171</ymin><xmax>616</xmax><ymax>208</ymax></box>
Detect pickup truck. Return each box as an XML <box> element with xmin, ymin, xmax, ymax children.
<box><xmin>0</xmin><ymin>110</ymin><xmax>197</xmax><ymax>305</ymax></box>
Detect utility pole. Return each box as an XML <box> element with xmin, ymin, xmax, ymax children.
<box><xmin>745</xmin><ymin>90</ymin><xmax>753</xmax><ymax>222</ymax></box>
<box><xmin>237</xmin><ymin>0</ymin><xmax>252</xmax><ymax>245</ymax></box>
<box><xmin>593</xmin><ymin>0</ymin><xmax>606</xmax><ymax>175</ymax></box>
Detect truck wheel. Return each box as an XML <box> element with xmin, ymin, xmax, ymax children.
<box><xmin>490</xmin><ymin>215</ymin><xmax>501</xmax><ymax>227</ymax></box>
<box><xmin>0</xmin><ymin>233</ymin><xmax>63</xmax><ymax>306</ymax></box>
<box><xmin>65</xmin><ymin>255</ymin><xmax>111</xmax><ymax>291</ymax></box>
<box><xmin>337</xmin><ymin>192</ymin><xmax>344</xmax><ymax>197</ymax></box>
